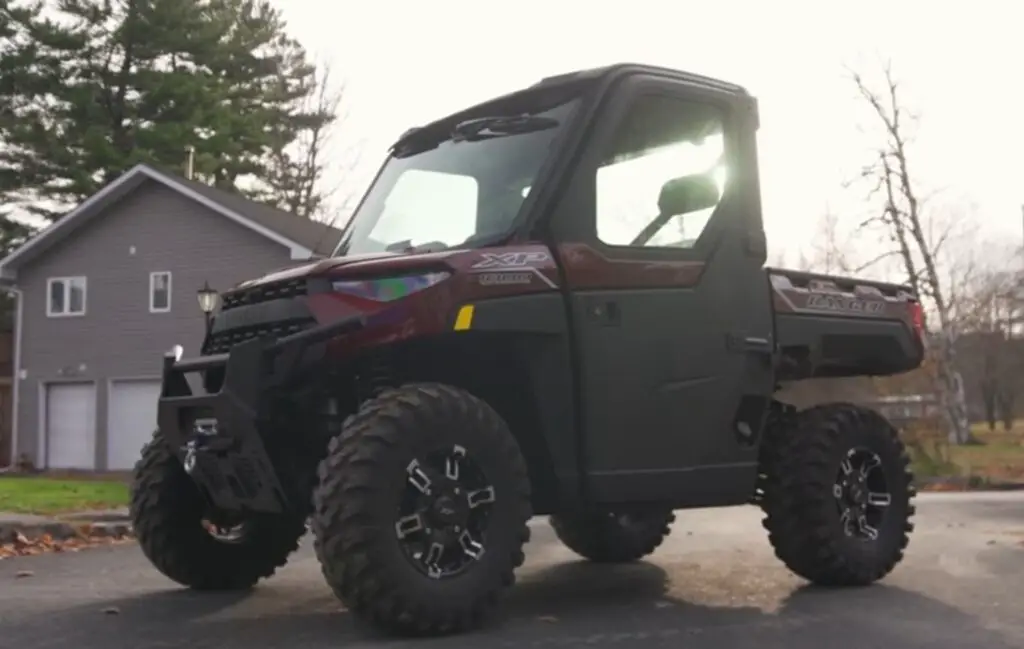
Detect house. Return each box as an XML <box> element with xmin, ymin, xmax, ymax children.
<box><xmin>0</xmin><ymin>329</ymin><xmax>13</xmax><ymax>466</ymax></box>
<box><xmin>0</xmin><ymin>164</ymin><xmax>345</xmax><ymax>471</ymax></box>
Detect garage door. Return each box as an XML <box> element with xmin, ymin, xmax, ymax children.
<box><xmin>107</xmin><ymin>379</ymin><xmax>161</xmax><ymax>470</ymax></box>
<box><xmin>46</xmin><ymin>383</ymin><xmax>97</xmax><ymax>469</ymax></box>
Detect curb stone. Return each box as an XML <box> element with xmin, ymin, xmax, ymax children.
<box><xmin>0</xmin><ymin>516</ymin><xmax>133</xmax><ymax>545</ymax></box>
<box><xmin>0</xmin><ymin>521</ymin><xmax>79</xmax><ymax>544</ymax></box>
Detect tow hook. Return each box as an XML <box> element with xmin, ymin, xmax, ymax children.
<box><xmin>182</xmin><ymin>418</ymin><xmax>224</xmax><ymax>475</ymax></box>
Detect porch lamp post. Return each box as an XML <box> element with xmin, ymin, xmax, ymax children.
<box><xmin>197</xmin><ymin>280</ymin><xmax>219</xmax><ymax>334</ymax></box>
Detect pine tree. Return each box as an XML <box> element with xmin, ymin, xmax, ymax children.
<box><xmin>0</xmin><ymin>0</ymin><xmax>335</xmax><ymax>221</ymax></box>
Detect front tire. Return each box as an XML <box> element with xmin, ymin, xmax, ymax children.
<box><xmin>130</xmin><ymin>431</ymin><xmax>309</xmax><ymax>590</ymax></box>
<box><xmin>760</xmin><ymin>403</ymin><xmax>915</xmax><ymax>586</ymax></box>
<box><xmin>551</xmin><ymin>509</ymin><xmax>675</xmax><ymax>563</ymax></box>
<box><xmin>311</xmin><ymin>383</ymin><xmax>532</xmax><ymax>636</ymax></box>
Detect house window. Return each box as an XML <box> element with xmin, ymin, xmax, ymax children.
<box><xmin>46</xmin><ymin>277</ymin><xmax>87</xmax><ymax>317</ymax></box>
<box><xmin>149</xmin><ymin>271</ymin><xmax>172</xmax><ymax>313</ymax></box>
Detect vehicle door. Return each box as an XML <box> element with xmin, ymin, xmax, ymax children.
<box><xmin>548</xmin><ymin>73</ymin><xmax>776</xmax><ymax>506</ymax></box>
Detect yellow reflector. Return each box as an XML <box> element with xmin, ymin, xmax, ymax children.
<box><xmin>453</xmin><ymin>305</ymin><xmax>474</xmax><ymax>331</ymax></box>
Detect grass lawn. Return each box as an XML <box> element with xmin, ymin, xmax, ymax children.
<box><xmin>949</xmin><ymin>427</ymin><xmax>1024</xmax><ymax>482</ymax></box>
<box><xmin>909</xmin><ymin>421</ymin><xmax>1024</xmax><ymax>483</ymax></box>
<box><xmin>0</xmin><ymin>476</ymin><xmax>130</xmax><ymax>515</ymax></box>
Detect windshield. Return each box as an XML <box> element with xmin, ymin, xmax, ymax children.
<box><xmin>333</xmin><ymin>94</ymin><xmax>580</xmax><ymax>256</ymax></box>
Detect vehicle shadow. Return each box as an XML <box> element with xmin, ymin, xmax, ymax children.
<box><xmin>4</xmin><ymin>560</ymin><xmax>1020</xmax><ymax>649</ymax></box>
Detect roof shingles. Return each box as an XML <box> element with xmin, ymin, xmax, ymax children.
<box><xmin>0</xmin><ymin>164</ymin><xmax>348</xmax><ymax>275</ymax></box>
<box><xmin>169</xmin><ymin>173</ymin><xmax>344</xmax><ymax>255</ymax></box>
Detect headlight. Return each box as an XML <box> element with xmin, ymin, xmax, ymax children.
<box><xmin>331</xmin><ymin>272</ymin><xmax>450</xmax><ymax>302</ymax></box>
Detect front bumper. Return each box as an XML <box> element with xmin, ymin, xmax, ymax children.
<box><xmin>157</xmin><ymin>314</ymin><xmax>365</xmax><ymax>513</ymax></box>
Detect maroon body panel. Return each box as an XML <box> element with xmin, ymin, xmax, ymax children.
<box><xmin>237</xmin><ymin>245</ymin><xmax>563</xmax><ymax>361</ymax></box>
<box><xmin>557</xmin><ymin>243</ymin><xmax>705</xmax><ymax>290</ymax></box>
<box><xmin>233</xmin><ymin>243</ymin><xmax>713</xmax><ymax>360</ymax></box>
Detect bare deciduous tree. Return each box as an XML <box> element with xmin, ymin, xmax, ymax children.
<box><xmin>850</xmin><ymin>61</ymin><xmax>972</xmax><ymax>444</ymax></box>
<box><xmin>956</xmin><ymin>259</ymin><xmax>1024</xmax><ymax>430</ymax></box>
<box><xmin>808</xmin><ymin>209</ymin><xmax>853</xmax><ymax>274</ymax></box>
<box><xmin>263</xmin><ymin>61</ymin><xmax>363</xmax><ymax>223</ymax></box>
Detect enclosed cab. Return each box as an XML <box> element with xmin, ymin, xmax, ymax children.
<box><xmin>130</xmin><ymin>63</ymin><xmax>923</xmax><ymax>636</ymax></box>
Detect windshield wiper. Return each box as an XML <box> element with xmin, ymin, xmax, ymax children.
<box><xmin>392</xmin><ymin>114</ymin><xmax>560</xmax><ymax>157</ymax></box>
<box><xmin>451</xmin><ymin>114</ymin><xmax>559</xmax><ymax>142</ymax></box>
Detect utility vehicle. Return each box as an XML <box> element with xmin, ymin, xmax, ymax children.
<box><xmin>130</xmin><ymin>63</ymin><xmax>924</xmax><ymax>636</ymax></box>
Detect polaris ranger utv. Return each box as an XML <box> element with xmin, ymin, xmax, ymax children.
<box><xmin>131</xmin><ymin>63</ymin><xmax>924</xmax><ymax>635</ymax></box>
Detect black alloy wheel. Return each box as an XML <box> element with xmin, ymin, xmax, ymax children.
<box><xmin>394</xmin><ymin>444</ymin><xmax>498</xmax><ymax>579</ymax></box>
<box><xmin>833</xmin><ymin>447</ymin><xmax>892</xmax><ymax>541</ymax></box>
<box><xmin>759</xmin><ymin>402</ymin><xmax>915</xmax><ymax>586</ymax></box>
<box><xmin>311</xmin><ymin>383</ymin><xmax>532</xmax><ymax>635</ymax></box>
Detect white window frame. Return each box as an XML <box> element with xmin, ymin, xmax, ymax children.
<box><xmin>149</xmin><ymin>271</ymin><xmax>172</xmax><ymax>313</ymax></box>
<box><xmin>46</xmin><ymin>276</ymin><xmax>87</xmax><ymax>317</ymax></box>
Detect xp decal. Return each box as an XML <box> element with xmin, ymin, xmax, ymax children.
<box><xmin>468</xmin><ymin>248</ymin><xmax>558</xmax><ymax>288</ymax></box>
<box><xmin>469</xmin><ymin>250</ymin><xmax>551</xmax><ymax>269</ymax></box>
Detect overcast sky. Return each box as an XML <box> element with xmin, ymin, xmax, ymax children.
<box><xmin>273</xmin><ymin>0</ymin><xmax>1024</xmax><ymax>266</ymax></box>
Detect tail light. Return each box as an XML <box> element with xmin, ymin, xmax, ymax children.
<box><xmin>909</xmin><ymin>301</ymin><xmax>924</xmax><ymax>338</ymax></box>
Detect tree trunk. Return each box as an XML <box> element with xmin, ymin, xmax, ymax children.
<box><xmin>981</xmin><ymin>379</ymin><xmax>997</xmax><ymax>430</ymax></box>
<box><xmin>997</xmin><ymin>388</ymin><xmax>1014</xmax><ymax>431</ymax></box>
<box><xmin>931</xmin><ymin>327</ymin><xmax>971</xmax><ymax>444</ymax></box>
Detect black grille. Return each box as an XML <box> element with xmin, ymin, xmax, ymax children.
<box><xmin>222</xmin><ymin>278</ymin><xmax>307</xmax><ymax>311</ymax></box>
<box><xmin>204</xmin><ymin>318</ymin><xmax>314</xmax><ymax>354</ymax></box>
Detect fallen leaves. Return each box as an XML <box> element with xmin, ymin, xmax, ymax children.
<box><xmin>1</xmin><ymin>529</ymin><xmax>134</xmax><ymax>561</ymax></box>
<box><xmin>918</xmin><ymin>482</ymin><xmax>968</xmax><ymax>492</ymax></box>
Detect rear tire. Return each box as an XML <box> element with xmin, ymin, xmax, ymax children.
<box><xmin>130</xmin><ymin>430</ymin><xmax>308</xmax><ymax>590</ymax></box>
<box><xmin>760</xmin><ymin>403</ymin><xmax>915</xmax><ymax>586</ymax></box>
<box><xmin>550</xmin><ymin>509</ymin><xmax>675</xmax><ymax>563</ymax></box>
<box><xmin>311</xmin><ymin>383</ymin><xmax>532</xmax><ymax>636</ymax></box>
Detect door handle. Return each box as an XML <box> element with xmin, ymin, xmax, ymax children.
<box><xmin>726</xmin><ymin>332</ymin><xmax>773</xmax><ymax>356</ymax></box>
<box><xmin>588</xmin><ymin>300</ymin><xmax>620</xmax><ymax>326</ymax></box>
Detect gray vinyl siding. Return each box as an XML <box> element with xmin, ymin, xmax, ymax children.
<box><xmin>16</xmin><ymin>180</ymin><xmax>294</xmax><ymax>468</ymax></box>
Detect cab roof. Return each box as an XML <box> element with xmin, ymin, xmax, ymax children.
<box><xmin>392</xmin><ymin>63</ymin><xmax>750</xmax><ymax>151</ymax></box>
<box><xmin>531</xmin><ymin>62</ymin><xmax>749</xmax><ymax>96</ymax></box>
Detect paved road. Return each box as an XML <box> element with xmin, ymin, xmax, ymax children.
<box><xmin>2</xmin><ymin>492</ymin><xmax>1023</xmax><ymax>649</ymax></box>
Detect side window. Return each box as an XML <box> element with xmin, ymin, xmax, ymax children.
<box><xmin>595</xmin><ymin>95</ymin><xmax>728</xmax><ymax>249</ymax></box>
<box><xmin>150</xmin><ymin>271</ymin><xmax>172</xmax><ymax>313</ymax></box>
<box><xmin>46</xmin><ymin>276</ymin><xmax>87</xmax><ymax>317</ymax></box>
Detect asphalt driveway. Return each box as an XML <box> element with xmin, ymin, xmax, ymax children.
<box><xmin>1</xmin><ymin>492</ymin><xmax>1022</xmax><ymax>649</ymax></box>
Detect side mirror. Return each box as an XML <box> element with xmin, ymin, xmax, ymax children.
<box><xmin>657</xmin><ymin>173</ymin><xmax>720</xmax><ymax>216</ymax></box>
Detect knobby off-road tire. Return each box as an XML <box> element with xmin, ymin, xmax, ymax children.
<box><xmin>130</xmin><ymin>430</ymin><xmax>309</xmax><ymax>590</ymax></box>
<box><xmin>760</xmin><ymin>403</ymin><xmax>915</xmax><ymax>586</ymax></box>
<box><xmin>311</xmin><ymin>383</ymin><xmax>532</xmax><ymax>636</ymax></box>
<box><xmin>550</xmin><ymin>509</ymin><xmax>675</xmax><ymax>563</ymax></box>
